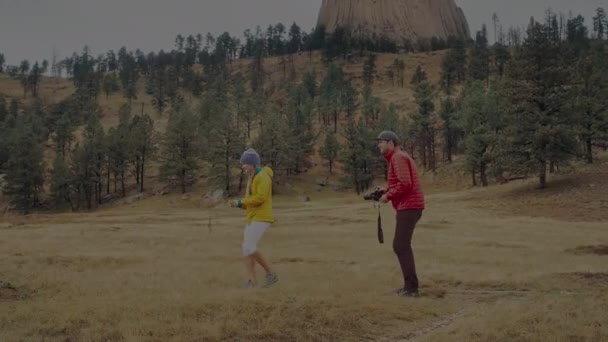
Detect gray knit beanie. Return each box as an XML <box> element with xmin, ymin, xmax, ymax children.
<box><xmin>240</xmin><ymin>148</ymin><xmax>261</xmax><ymax>166</ymax></box>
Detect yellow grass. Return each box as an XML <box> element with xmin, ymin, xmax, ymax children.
<box><xmin>1</xmin><ymin>170</ymin><xmax>607</xmax><ymax>341</ymax></box>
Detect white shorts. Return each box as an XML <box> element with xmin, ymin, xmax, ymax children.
<box><xmin>242</xmin><ymin>222</ymin><xmax>271</xmax><ymax>256</ymax></box>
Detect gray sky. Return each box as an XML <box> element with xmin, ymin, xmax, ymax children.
<box><xmin>0</xmin><ymin>0</ymin><xmax>606</xmax><ymax>65</ymax></box>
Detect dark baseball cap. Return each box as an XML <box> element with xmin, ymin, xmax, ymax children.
<box><xmin>375</xmin><ymin>130</ymin><xmax>399</xmax><ymax>144</ymax></box>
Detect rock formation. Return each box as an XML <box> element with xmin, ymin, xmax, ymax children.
<box><xmin>317</xmin><ymin>0</ymin><xmax>471</xmax><ymax>44</ymax></box>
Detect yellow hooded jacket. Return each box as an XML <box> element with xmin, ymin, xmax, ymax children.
<box><xmin>237</xmin><ymin>167</ymin><xmax>274</xmax><ymax>224</ymax></box>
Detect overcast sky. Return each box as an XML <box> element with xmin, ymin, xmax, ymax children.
<box><xmin>0</xmin><ymin>0</ymin><xmax>606</xmax><ymax>65</ymax></box>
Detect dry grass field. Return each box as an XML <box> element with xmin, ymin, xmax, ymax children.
<box><xmin>1</xmin><ymin>155</ymin><xmax>607</xmax><ymax>341</ymax></box>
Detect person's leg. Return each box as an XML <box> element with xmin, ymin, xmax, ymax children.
<box><xmin>242</xmin><ymin>224</ymin><xmax>257</xmax><ymax>287</ymax></box>
<box><xmin>244</xmin><ymin>254</ymin><xmax>256</xmax><ymax>286</ymax></box>
<box><xmin>243</xmin><ymin>222</ymin><xmax>273</xmax><ymax>287</ymax></box>
<box><xmin>252</xmin><ymin>250</ymin><xmax>272</xmax><ymax>275</ymax></box>
<box><xmin>248</xmin><ymin>222</ymin><xmax>279</xmax><ymax>287</ymax></box>
<box><xmin>393</xmin><ymin>210</ymin><xmax>423</xmax><ymax>294</ymax></box>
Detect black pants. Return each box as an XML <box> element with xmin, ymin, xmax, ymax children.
<box><xmin>393</xmin><ymin>210</ymin><xmax>423</xmax><ymax>292</ymax></box>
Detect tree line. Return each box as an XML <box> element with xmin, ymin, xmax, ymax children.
<box><xmin>1</xmin><ymin>8</ymin><xmax>607</xmax><ymax>213</ymax></box>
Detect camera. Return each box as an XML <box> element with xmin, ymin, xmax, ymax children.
<box><xmin>363</xmin><ymin>187</ymin><xmax>385</xmax><ymax>202</ymax></box>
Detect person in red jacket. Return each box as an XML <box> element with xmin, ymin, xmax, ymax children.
<box><xmin>376</xmin><ymin>131</ymin><xmax>425</xmax><ymax>297</ymax></box>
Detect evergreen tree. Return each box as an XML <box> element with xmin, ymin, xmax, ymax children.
<box><xmin>254</xmin><ymin>109</ymin><xmax>291</xmax><ymax>179</ymax></box>
<box><xmin>320</xmin><ymin>131</ymin><xmax>340</xmax><ymax>174</ymax></box>
<box><xmin>205</xmin><ymin>80</ymin><xmax>245</xmax><ymax>194</ymax></box>
<box><xmin>130</xmin><ymin>114</ymin><xmax>158</xmax><ymax>192</ymax></box>
<box><xmin>362</xmin><ymin>54</ymin><xmax>377</xmax><ymax>88</ymax></box>
<box><xmin>145</xmin><ymin>65</ymin><xmax>170</xmax><ymax>115</ymax></box>
<box><xmin>106</xmin><ymin>106</ymin><xmax>132</xmax><ymax>197</ymax></box>
<box><xmin>459</xmin><ymin>81</ymin><xmax>505</xmax><ymax>186</ymax></box>
<box><xmin>593</xmin><ymin>7</ymin><xmax>607</xmax><ymax>39</ymax></box>
<box><xmin>571</xmin><ymin>43</ymin><xmax>608</xmax><ymax>163</ymax></box>
<box><xmin>469</xmin><ymin>25</ymin><xmax>491</xmax><ymax>83</ymax></box>
<box><xmin>53</xmin><ymin>113</ymin><xmax>75</xmax><ymax>156</ymax></box>
<box><xmin>102</xmin><ymin>74</ymin><xmax>120</xmax><ymax>99</ymax></box>
<box><xmin>439</xmin><ymin>97</ymin><xmax>461</xmax><ymax>163</ymax></box>
<box><xmin>119</xmin><ymin>51</ymin><xmax>139</xmax><ymax>104</ymax></box>
<box><xmin>340</xmin><ymin>118</ymin><xmax>374</xmax><ymax>194</ymax></box>
<box><xmin>288</xmin><ymin>22</ymin><xmax>303</xmax><ymax>54</ymax></box>
<box><xmin>392</xmin><ymin>59</ymin><xmax>406</xmax><ymax>88</ymax></box>
<box><xmin>0</xmin><ymin>53</ymin><xmax>5</xmax><ymax>73</ymax></box>
<box><xmin>410</xmin><ymin>65</ymin><xmax>428</xmax><ymax>86</ymax></box>
<box><xmin>493</xmin><ymin>42</ymin><xmax>511</xmax><ymax>77</ymax></box>
<box><xmin>502</xmin><ymin>22</ymin><xmax>577</xmax><ymax>189</ymax></box>
<box><xmin>0</xmin><ymin>97</ymin><xmax>7</xmax><ymax>123</ymax></box>
<box><xmin>160</xmin><ymin>105</ymin><xmax>201</xmax><ymax>193</ymax></box>
<box><xmin>50</xmin><ymin>153</ymin><xmax>73</xmax><ymax>210</ymax></box>
<box><xmin>286</xmin><ymin>84</ymin><xmax>316</xmax><ymax>174</ymax></box>
<box><xmin>411</xmin><ymin>80</ymin><xmax>437</xmax><ymax>172</ymax></box>
<box><xmin>3</xmin><ymin>118</ymin><xmax>45</xmax><ymax>214</ymax></box>
<box><xmin>302</xmin><ymin>68</ymin><xmax>317</xmax><ymax>99</ymax></box>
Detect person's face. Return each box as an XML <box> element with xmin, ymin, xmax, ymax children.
<box><xmin>242</xmin><ymin>164</ymin><xmax>256</xmax><ymax>175</ymax></box>
<box><xmin>377</xmin><ymin>140</ymin><xmax>393</xmax><ymax>154</ymax></box>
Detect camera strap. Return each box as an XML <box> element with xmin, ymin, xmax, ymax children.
<box><xmin>375</xmin><ymin>202</ymin><xmax>384</xmax><ymax>244</ymax></box>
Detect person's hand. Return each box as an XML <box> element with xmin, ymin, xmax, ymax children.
<box><xmin>379</xmin><ymin>193</ymin><xmax>389</xmax><ymax>204</ymax></box>
<box><xmin>230</xmin><ymin>200</ymin><xmax>239</xmax><ymax>208</ymax></box>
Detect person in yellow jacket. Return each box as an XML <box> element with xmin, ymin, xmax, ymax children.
<box><xmin>230</xmin><ymin>148</ymin><xmax>279</xmax><ymax>288</ymax></box>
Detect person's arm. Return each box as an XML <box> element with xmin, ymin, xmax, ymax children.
<box><xmin>385</xmin><ymin>155</ymin><xmax>412</xmax><ymax>200</ymax></box>
<box><xmin>239</xmin><ymin>175</ymin><xmax>270</xmax><ymax>208</ymax></box>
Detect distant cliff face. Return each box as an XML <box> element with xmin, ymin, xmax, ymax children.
<box><xmin>316</xmin><ymin>0</ymin><xmax>471</xmax><ymax>44</ymax></box>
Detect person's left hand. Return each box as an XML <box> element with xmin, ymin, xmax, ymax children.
<box><xmin>379</xmin><ymin>194</ymin><xmax>389</xmax><ymax>204</ymax></box>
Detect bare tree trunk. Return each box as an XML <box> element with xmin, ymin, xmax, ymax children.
<box><xmin>538</xmin><ymin>160</ymin><xmax>547</xmax><ymax>189</ymax></box>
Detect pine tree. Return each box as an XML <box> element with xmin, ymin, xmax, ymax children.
<box><xmin>0</xmin><ymin>98</ymin><xmax>7</xmax><ymax>170</ymax></box>
<box><xmin>0</xmin><ymin>53</ymin><xmax>5</xmax><ymax>73</ymax></box>
<box><xmin>362</xmin><ymin>54</ymin><xmax>377</xmax><ymax>88</ymax></box>
<box><xmin>0</xmin><ymin>97</ymin><xmax>7</xmax><ymax>124</ymax></box>
<box><xmin>53</xmin><ymin>113</ymin><xmax>74</xmax><ymax>156</ymax></box>
<box><xmin>119</xmin><ymin>51</ymin><xmax>139</xmax><ymax>104</ymax></box>
<box><xmin>319</xmin><ymin>64</ymin><xmax>347</xmax><ymax>132</ymax></box>
<box><xmin>106</xmin><ymin>106</ymin><xmax>132</xmax><ymax>197</ymax></box>
<box><xmin>3</xmin><ymin>118</ymin><xmax>45</xmax><ymax>214</ymax></box>
<box><xmin>160</xmin><ymin>106</ymin><xmax>201</xmax><ymax>193</ymax></box>
<box><xmin>27</xmin><ymin>62</ymin><xmax>43</xmax><ymax>98</ymax></box>
<box><xmin>145</xmin><ymin>65</ymin><xmax>170</xmax><ymax>115</ymax></box>
<box><xmin>320</xmin><ymin>131</ymin><xmax>340</xmax><ymax>174</ymax></box>
<box><xmin>362</xmin><ymin>92</ymin><xmax>382</xmax><ymax>125</ymax></box>
<box><xmin>102</xmin><ymin>74</ymin><xmax>120</xmax><ymax>99</ymax></box>
<box><xmin>254</xmin><ymin>109</ymin><xmax>291</xmax><ymax>179</ymax></box>
<box><xmin>411</xmin><ymin>81</ymin><xmax>437</xmax><ymax>172</ymax></box>
<box><xmin>288</xmin><ymin>22</ymin><xmax>303</xmax><ymax>54</ymax></box>
<box><xmin>459</xmin><ymin>81</ymin><xmax>505</xmax><ymax>186</ymax></box>
<box><xmin>231</xmin><ymin>72</ymin><xmax>247</xmax><ymax>133</ymax></box>
<box><xmin>340</xmin><ymin>118</ymin><xmax>374</xmax><ymax>194</ymax></box>
<box><xmin>469</xmin><ymin>25</ymin><xmax>491</xmax><ymax>83</ymax></box>
<box><xmin>502</xmin><ymin>22</ymin><xmax>577</xmax><ymax>189</ymax></box>
<box><xmin>593</xmin><ymin>7</ymin><xmax>607</xmax><ymax>39</ymax></box>
<box><xmin>50</xmin><ymin>153</ymin><xmax>73</xmax><ymax>210</ymax></box>
<box><xmin>571</xmin><ymin>43</ymin><xmax>608</xmax><ymax>163</ymax></box>
<box><xmin>439</xmin><ymin>98</ymin><xmax>461</xmax><ymax>163</ymax></box>
<box><xmin>286</xmin><ymin>84</ymin><xmax>315</xmax><ymax>174</ymax></box>
<box><xmin>441</xmin><ymin>50</ymin><xmax>458</xmax><ymax>94</ymax></box>
<box><xmin>206</xmin><ymin>80</ymin><xmax>245</xmax><ymax>195</ymax></box>
<box><xmin>130</xmin><ymin>114</ymin><xmax>158</xmax><ymax>192</ymax></box>
<box><xmin>493</xmin><ymin>42</ymin><xmax>511</xmax><ymax>77</ymax></box>
<box><xmin>302</xmin><ymin>69</ymin><xmax>317</xmax><ymax>99</ymax></box>
<box><xmin>411</xmin><ymin>65</ymin><xmax>427</xmax><ymax>86</ymax></box>
<box><xmin>393</xmin><ymin>59</ymin><xmax>406</xmax><ymax>88</ymax></box>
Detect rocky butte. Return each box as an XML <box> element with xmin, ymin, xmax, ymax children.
<box><xmin>317</xmin><ymin>0</ymin><xmax>471</xmax><ymax>44</ymax></box>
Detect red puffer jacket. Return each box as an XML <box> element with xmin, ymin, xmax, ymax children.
<box><xmin>384</xmin><ymin>148</ymin><xmax>425</xmax><ymax>211</ymax></box>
